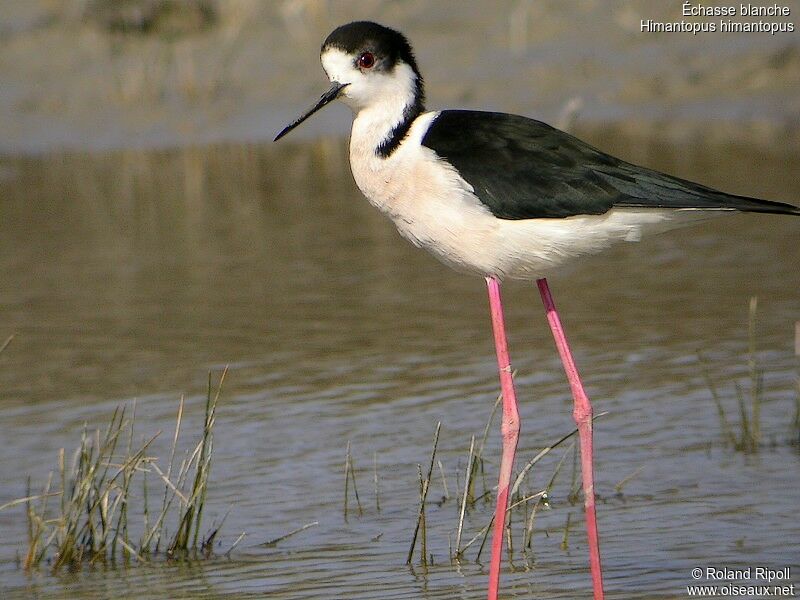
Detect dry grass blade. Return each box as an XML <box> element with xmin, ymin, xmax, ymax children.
<box><xmin>169</xmin><ymin>366</ymin><xmax>227</xmax><ymax>556</ymax></box>
<box><xmin>470</xmin><ymin>390</ymin><xmax>504</xmax><ymax>500</ymax></box>
<box><xmin>454</xmin><ymin>434</ymin><xmax>476</xmax><ymax>559</ymax></box>
<box><xmin>460</xmin><ymin>516</ymin><xmax>492</xmax><ymax>557</ymax></box>
<box><xmin>373</xmin><ymin>451</ymin><xmax>380</xmax><ymax>512</ymax></box>
<box><xmin>116</xmin><ymin>536</ymin><xmax>144</xmax><ymax>562</ymax></box>
<box><xmin>474</xmin><ymin>514</ymin><xmax>493</xmax><ymax>562</ymax></box>
<box><xmin>476</xmin><ymin>391</ymin><xmax>503</xmax><ymax>460</ymax></box>
<box><xmin>143</xmin><ymin>395</ymin><xmax>185</xmax><ymax>553</ymax></box>
<box><xmin>437</xmin><ymin>460</ymin><xmax>449</xmax><ymax>501</ymax></box>
<box><xmin>406</xmin><ymin>421</ymin><xmax>441</xmax><ymax>565</ymax></box>
<box><xmin>148</xmin><ymin>462</ymin><xmax>190</xmax><ymax>504</ymax></box>
<box><xmin>0</xmin><ymin>334</ymin><xmax>14</xmax><ymax>355</ymax></box>
<box><xmin>343</xmin><ymin>441</ymin><xmax>363</xmax><ymax>518</ymax></box>
<box><xmin>226</xmin><ymin>531</ymin><xmax>247</xmax><ymax>557</ymax></box>
<box><xmin>614</xmin><ymin>466</ymin><xmax>644</xmax><ymax>494</ymax></box>
<box><xmin>507</xmin><ymin>492</ymin><xmax>546</xmax><ymax>512</ymax></box>
<box><xmin>261</xmin><ymin>522</ymin><xmax>318</xmax><ymax>546</ymax></box>
<box><xmin>344</xmin><ymin>441</ymin><xmax>351</xmax><ymax>518</ymax></box>
<box><xmin>0</xmin><ymin>493</ymin><xmax>60</xmax><ymax>513</ymax></box>
<box><xmin>567</xmin><ymin>440</ymin><xmax>580</xmax><ymax>504</ymax></box>
<box><xmin>510</xmin><ymin>423</ymin><xmax>580</xmax><ymax>500</ymax></box>
<box><xmin>417</xmin><ymin>465</ymin><xmax>427</xmax><ymax>565</ymax></box>
<box><xmin>525</xmin><ymin>441</ymin><xmax>574</xmax><ymax>549</ymax></box>
<box><xmin>748</xmin><ymin>297</ymin><xmax>761</xmax><ymax>446</ymax></box>
<box><xmin>699</xmin><ymin>353</ymin><xmax>737</xmax><ymax>447</ymax></box>
<box><xmin>793</xmin><ymin>381</ymin><xmax>800</xmax><ymax>441</ymax></box>
<box><xmin>560</xmin><ymin>512</ymin><xmax>573</xmax><ymax>551</ymax></box>
<box><xmin>734</xmin><ymin>382</ymin><xmax>752</xmax><ymax>451</ymax></box>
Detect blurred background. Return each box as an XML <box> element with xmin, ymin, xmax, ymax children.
<box><xmin>1</xmin><ymin>2</ymin><xmax>798</xmax><ymax>599</ymax></box>
<box><xmin>2</xmin><ymin>0</ymin><xmax>799</xmax><ymax>151</ymax></box>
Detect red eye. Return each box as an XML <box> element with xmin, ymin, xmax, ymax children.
<box><xmin>357</xmin><ymin>52</ymin><xmax>375</xmax><ymax>69</ymax></box>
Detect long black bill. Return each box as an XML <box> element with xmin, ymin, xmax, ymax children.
<box><xmin>274</xmin><ymin>81</ymin><xmax>349</xmax><ymax>142</ymax></box>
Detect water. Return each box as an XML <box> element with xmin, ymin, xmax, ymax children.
<box><xmin>0</xmin><ymin>135</ymin><xmax>798</xmax><ymax>599</ymax></box>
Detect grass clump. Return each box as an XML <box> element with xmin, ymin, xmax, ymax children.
<box><xmin>1</xmin><ymin>368</ymin><xmax>228</xmax><ymax>571</ymax></box>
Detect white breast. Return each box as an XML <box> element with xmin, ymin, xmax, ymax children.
<box><xmin>349</xmin><ymin>111</ymin><xmax>510</xmax><ymax>274</ymax></box>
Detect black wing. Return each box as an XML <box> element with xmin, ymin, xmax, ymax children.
<box><xmin>421</xmin><ymin>110</ymin><xmax>799</xmax><ymax>219</ymax></box>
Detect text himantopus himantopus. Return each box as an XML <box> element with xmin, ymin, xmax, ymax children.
<box><xmin>275</xmin><ymin>21</ymin><xmax>799</xmax><ymax>600</ymax></box>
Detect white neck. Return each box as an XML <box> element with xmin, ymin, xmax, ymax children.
<box><xmin>320</xmin><ymin>48</ymin><xmax>422</xmax><ymax>157</ymax></box>
<box><xmin>350</xmin><ymin>93</ymin><xmax>413</xmax><ymax>157</ymax></box>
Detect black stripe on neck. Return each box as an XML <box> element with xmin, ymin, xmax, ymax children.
<box><xmin>375</xmin><ymin>81</ymin><xmax>425</xmax><ymax>158</ymax></box>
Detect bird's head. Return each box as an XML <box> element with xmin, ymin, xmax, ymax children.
<box><xmin>275</xmin><ymin>21</ymin><xmax>424</xmax><ymax>141</ymax></box>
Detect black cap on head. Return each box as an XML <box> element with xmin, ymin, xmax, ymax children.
<box><xmin>322</xmin><ymin>21</ymin><xmax>422</xmax><ymax>78</ymax></box>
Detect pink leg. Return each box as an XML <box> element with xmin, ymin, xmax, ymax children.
<box><xmin>537</xmin><ymin>277</ymin><xmax>604</xmax><ymax>600</ymax></box>
<box><xmin>485</xmin><ymin>276</ymin><xmax>521</xmax><ymax>600</ymax></box>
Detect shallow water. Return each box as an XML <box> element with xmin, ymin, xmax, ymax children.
<box><xmin>0</xmin><ymin>134</ymin><xmax>798</xmax><ymax>599</ymax></box>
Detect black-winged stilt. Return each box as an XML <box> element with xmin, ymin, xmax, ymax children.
<box><xmin>274</xmin><ymin>21</ymin><xmax>799</xmax><ymax>600</ymax></box>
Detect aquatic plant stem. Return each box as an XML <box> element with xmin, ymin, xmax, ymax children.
<box><xmin>485</xmin><ymin>276</ymin><xmax>520</xmax><ymax>600</ymax></box>
<box><xmin>537</xmin><ymin>277</ymin><xmax>604</xmax><ymax>600</ymax></box>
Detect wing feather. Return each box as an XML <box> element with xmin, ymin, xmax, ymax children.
<box><xmin>421</xmin><ymin>111</ymin><xmax>799</xmax><ymax>219</ymax></box>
